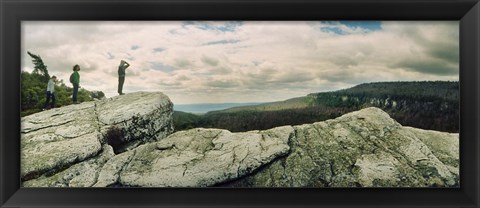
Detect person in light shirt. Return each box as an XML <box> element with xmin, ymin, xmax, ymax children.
<box><xmin>42</xmin><ymin>75</ymin><xmax>57</xmax><ymax>110</ymax></box>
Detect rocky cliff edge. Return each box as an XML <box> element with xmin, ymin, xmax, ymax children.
<box><xmin>21</xmin><ymin>92</ymin><xmax>459</xmax><ymax>187</ymax></box>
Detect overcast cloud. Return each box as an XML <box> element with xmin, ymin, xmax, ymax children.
<box><xmin>22</xmin><ymin>21</ymin><xmax>459</xmax><ymax>104</ymax></box>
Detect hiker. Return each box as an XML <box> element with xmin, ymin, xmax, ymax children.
<box><xmin>118</xmin><ymin>60</ymin><xmax>130</xmax><ymax>95</ymax></box>
<box><xmin>70</xmin><ymin>64</ymin><xmax>80</xmax><ymax>104</ymax></box>
<box><xmin>42</xmin><ymin>75</ymin><xmax>57</xmax><ymax>110</ymax></box>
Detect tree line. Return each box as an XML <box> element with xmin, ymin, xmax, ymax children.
<box><xmin>173</xmin><ymin>81</ymin><xmax>459</xmax><ymax>133</ymax></box>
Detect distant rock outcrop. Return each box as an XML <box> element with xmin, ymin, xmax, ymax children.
<box><xmin>21</xmin><ymin>92</ymin><xmax>458</xmax><ymax>188</ymax></box>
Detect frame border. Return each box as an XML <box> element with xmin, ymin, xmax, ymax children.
<box><xmin>1</xmin><ymin>0</ymin><xmax>479</xmax><ymax>207</ymax></box>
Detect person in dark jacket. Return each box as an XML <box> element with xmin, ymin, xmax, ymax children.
<box><xmin>117</xmin><ymin>60</ymin><xmax>130</xmax><ymax>95</ymax></box>
<box><xmin>42</xmin><ymin>75</ymin><xmax>57</xmax><ymax>110</ymax></box>
<box><xmin>70</xmin><ymin>65</ymin><xmax>81</xmax><ymax>104</ymax></box>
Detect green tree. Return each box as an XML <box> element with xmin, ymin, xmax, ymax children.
<box><xmin>27</xmin><ymin>51</ymin><xmax>50</xmax><ymax>82</ymax></box>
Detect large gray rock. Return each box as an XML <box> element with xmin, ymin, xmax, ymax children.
<box><xmin>94</xmin><ymin>127</ymin><xmax>292</xmax><ymax>187</ymax></box>
<box><xmin>22</xmin><ymin>145</ymin><xmax>115</xmax><ymax>187</ymax></box>
<box><xmin>21</xmin><ymin>92</ymin><xmax>174</xmax><ymax>186</ymax></box>
<box><xmin>221</xmin><ymin>107</ymin><xmax>459</xmax><ymax>187</ymax></box>
<box><xmin>96</xmin><ymin>92</ymin><xmax>174</xmax><ymax>151</ymax></box>
<box><xmin>21</xmin><ymin>102</ymin><xmax>102</xmax><ymax>181</ymax></box>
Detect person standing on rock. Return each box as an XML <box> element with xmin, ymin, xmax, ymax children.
<box><xmin>118</xmin><ymin>60</ymin><xmax>130</xmax><ymax>95</ymax></box>
<box><xmin>70</xmin><ymin>64</ymin><xmax>81</xmax><ymax>104</ymax></box>
<box><xmin>42</xmin><ymin>75</ymin><xmax>57</xmax><ymax>110</ymax></box>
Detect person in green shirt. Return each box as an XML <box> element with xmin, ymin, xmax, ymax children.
<box><xmin>117</xmin><ymin>60</ymin><xmax>130</xmax><ymax>95</ymax></box>
<box><xmin>70</xmin><ymin>65</ymin><xmax>81</xmax><ymax>104</ymax></box>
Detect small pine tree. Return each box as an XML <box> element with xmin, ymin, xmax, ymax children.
<box><xmin>27</xmin><ymin>51</ymin><xmax>50</xmax><ymax>82</ymax></box>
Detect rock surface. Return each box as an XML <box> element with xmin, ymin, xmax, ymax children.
<box><xmin>94</xmin><ymin>127</ymin><xmax>292</xmax><ymax>187</ymax></box>
<box><xmin>96</xmin><ymin>92</ymin><xmax>174</xmax><ymax>152</ymax></box>
<box><xmin>22</xmin><ymin>96</ymin><xmax>459</xmax><ymax>188</ymax></box>
<box><xmin>21</xmin><ymin>92</ymin><xmax>173</xmax><ymax>185</ymax></box>
<box><xmin>219</xmin><ymin>108</ymin><xmax>459</xmax><ymax>187</ymax></box>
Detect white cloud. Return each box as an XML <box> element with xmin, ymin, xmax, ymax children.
<box><xmin>22</xmin><ymin>21</ymin><xmax>459</xmax><ymax>104</ymax></box>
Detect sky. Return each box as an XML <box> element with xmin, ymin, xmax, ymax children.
<box><xmin>21</xmin><ymin>21</ymin><xmax>459</xmax><ymax>104</ymax></box>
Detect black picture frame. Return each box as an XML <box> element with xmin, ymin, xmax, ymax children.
<box><xmin>1</xmin><ymin>0</ymin><xmax>479</xmax><ymax>207</ymax></box>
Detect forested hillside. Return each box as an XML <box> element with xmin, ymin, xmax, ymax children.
<box><xmin>174</xmin><ymin>81</ymin><xmax>459</xmax><ymax>133</ymax></box>
<box><xmin>21</xmin><ymin>52</ymin><xmax>105</xmax><ymax>116</ymax></box>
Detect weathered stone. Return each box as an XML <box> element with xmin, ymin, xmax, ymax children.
<box><xmin>21</xmin><ymin>92</ymin><xmax>174</xmax><ymax>186</ymax></box>
<box><xmin>95</xmin><ymin>127</ymin><xmax>293</xmax><ymax>187</ymax></box>
<box><xmin>221</xmin><ymin>107</ymin><xmax>459</xmax><ymax>187</ymax></box>
<box><xmin>96</xmin><ymin>92</ymin><xmax>174</xmax><ymax>151</ymax></box>
<box><xmin>21</xmin><ymin>102</ymin><xmax>102</xmax><ymax>180</ymax></box>
<box><xmin>405</xmin><ymin>127</ymin><xmax>459</xmax><ymax>174</ymax></box>
<box><xmin>23</xmin><ymin>145</ymin><xmax>115</xmax><ymax>187</ymax></box>
<box><xmin>93</xmin><ymin>149</ymin><xmax>136</xmax><ymax>187</ymax></box>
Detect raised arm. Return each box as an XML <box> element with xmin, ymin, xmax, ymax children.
<box><xmin>122</xmin><ymin>60</ymin><xmax>130</xmax><ymax>68</ymax></box>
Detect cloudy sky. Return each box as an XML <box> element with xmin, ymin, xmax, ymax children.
<box><xmin>22</xmin><ymin>21</ymin><xmax>459</xmax><ymax>104</ymax></box>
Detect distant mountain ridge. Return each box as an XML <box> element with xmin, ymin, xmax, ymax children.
<box><xmin>211</xmin><ymin>97</ymin><xmax>309</xmax><ymax>113</ymax></box>
<box><xmin>220</xmin><ymin>81</ymin><xmax>458</xmax><ymax>112</ymax></box>
<box><xmin>173</xmin><ymin>81</ymin><xmax>459</xmax><ymax>133</ymax></box>
<box><xmin>331</xmin><ymin>81</ymin><xmax>458</xmax><ymax>101</ymax></box>
<box><xmin>174</xmin><ymin>102</ymin><xmax>264</xmax><ymax>114</ymax></box>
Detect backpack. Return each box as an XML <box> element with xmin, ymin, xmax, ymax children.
<box><xmin>69</xmin><ymin>73</ymin><xmax>74</xmax><ymax>83</ymax></box>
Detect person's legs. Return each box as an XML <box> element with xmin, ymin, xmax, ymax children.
<box><xmin>118</xmin><ymin>76</ymin><xmax>125</xmax><ymax>95</ymax></box>
<box><xmin>51</xmin><ymin>93</ymin><xmax>56</xmax><ymax>108</ymax></box>
<box><xmin>43</xmin><ymin>92</ymin><xmax>51</xmax><ymax>109</ymax></box>
<box><xmin>73</xmin><ymin>84</ymin><xmax>79</xmax><ymax>103</ymax></box>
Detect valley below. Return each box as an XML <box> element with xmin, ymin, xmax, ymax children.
<box><xmin>174</xmin><ymin>81</ymin><xmax>459</xmax><ymax>133</ymax></box>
